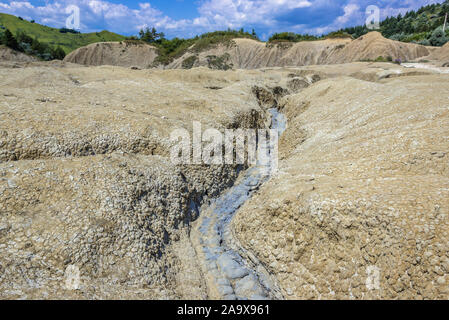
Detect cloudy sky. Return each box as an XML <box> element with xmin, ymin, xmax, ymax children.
<box><xmin>0</xmin><ymin>0</ymin><xmax>445</xmax><ymax>39</ymax></box>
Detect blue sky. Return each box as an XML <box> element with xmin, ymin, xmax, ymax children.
<box><xmin>0</xmin><ymin>0</ymin><xmax>445</xmax><ymax>40</ymax></box>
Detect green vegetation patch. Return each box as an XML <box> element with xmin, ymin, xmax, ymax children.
<box><xmin>181</xmin><ymin>55</ymin><xmax>198</xmax><ymax>69</ymax></box>
<box><xmin>139</xmin><ymin>28</ymin><xmax>258</xmax><ymax>66</ymax></box>
<box><xmin>0</xmin><ymin>27</ymin><xmax>65</xmax><ymax>60</ymax></box>
<box><xmin>206</xmin><ymin>53</ymin><xmax>233</xmax><ymax>70</ymax></box>
<box><xmin>266</xmin><ymin>1</ymin><xmax>449</xmax><ymax>47</ymax></box>
<box><xmin>0</xmin><ymin>13</ymin><xmax>125</xmax><ymax>54</ymax></box>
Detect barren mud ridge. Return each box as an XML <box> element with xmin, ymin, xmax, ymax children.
<box><xmin>1</xmin><ymin>58</ymin><xmax>447</xmax><ymax>300</ymax></box>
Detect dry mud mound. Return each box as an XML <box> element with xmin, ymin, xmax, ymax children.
<box><xmin>171</xmin><ymin>32</ymin><xmax>430</xmax><ymax>69</ymax></box>
<box><xmin>425</xmin><ymin>42</ymin><xmax>449</xmax><ymax>66</ymax></box>
<box><xmin>328</xmin><ymin>31</ymin><xmax>430</xmax><ymax>63</ymax></box>
<box><xmin>65</xmin><ymin>32</ymin><xmax>431</xmax><ymax>70</ymax></box>
<box><xmin>170</xmin><ymin>38</ymin><xmax>352</xmax><ymax>69</ymax></box>
<box><xmin>63</xmin><ymin>41</ymin><xmax>158</xmax><ymax>68</ymax></box>
<box><xmin>0</xmin><ymin>46</ymin><xmax>37</xmax><ymax>63</ymax></box>
<box><xmin>233</xmin><ymin>72</ymin><xmax>449</xmax><ymax>300</ymax></box>
<box><xmin>0</xmin><ymin>62</ymin><xmax>447</xmax><ymax>299</ymax></box>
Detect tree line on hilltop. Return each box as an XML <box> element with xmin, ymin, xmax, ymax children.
<box><xmin>269</xmin><ymin>1</ymin><xmax>449</xmax><ymax>46</ymax></box>
<box><xmin>2</xmin><ymin>0</ymin><xmax>449</xmax><ymax>62</ymax></box>
<box><xmin>0</xmin><ymin>27</ymin><xmax>66</xmax><ymax>60</ymax></box>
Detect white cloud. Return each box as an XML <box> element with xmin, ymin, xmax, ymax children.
<box><xmin>0</xmin><ymin>0</ymin><xmax>316</xmax><ymax>36</ymax></box>
<box><xmin>0</xmin><ymin>0</ymin><xmax>446</xmax><ymax>38</ymax></box>
<box><xmin>336</xmin><ymin>4</ymin><xmax>360</xmax><ymax>24</ymax></box>
<box><xmin>198</xmin><ymin>0</ymin><xmax>313</xmax><ymax>28</ymax></box>
<box><xmin>0</xmin><ymin>0</ymin><xmax>182</xmax><ymax>33</ymax></box>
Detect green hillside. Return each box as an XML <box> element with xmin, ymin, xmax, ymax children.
<box><xmin>0</xmin><ymin>13</ymin><xmax>125</xmax><ymax>54</ymax></box>
<box><xmin>268</xmin><ymin>1</ymin><xmax>449</xmax><ymax>46</ymax></box>
<box><xmin>340</xmin><ymin>1</ymin><xmax>449</xmax><ymax>46</ymax></box>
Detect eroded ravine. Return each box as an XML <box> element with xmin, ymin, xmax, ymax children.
<box><xmin>191</xmin><ymin>108</ymin><xmax>286</xmax><ymax>300</ymax></box>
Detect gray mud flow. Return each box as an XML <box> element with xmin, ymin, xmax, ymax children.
<box><xmin>191</xmin><ymin>108</ymin><xmax>286</xmax><ymax>300</ymax></box>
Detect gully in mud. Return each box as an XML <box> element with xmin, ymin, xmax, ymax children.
<box><xmin>184</xmin><ymin>108</ymin><xmax>287</xmax><ymax>300</ymax></box>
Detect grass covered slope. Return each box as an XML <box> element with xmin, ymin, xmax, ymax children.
<box><xmin>341</xmin><ymin>1</ymin><xmax>449</xmax><ymax>46</ymax></box>
<box><xmin>0</xmin><ymin>13</ymin><xmax>125</xmax><ymax>53</ymax></box>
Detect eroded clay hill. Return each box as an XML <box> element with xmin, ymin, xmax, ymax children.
<box><xmin>327</xmin><ymin>31</ymin><xmax>431</xmax><ymax>63</ymax></box>
<box><xmin>169</xmin><ymin>38</ymin><xmax>352</xmax><ymax>69</ymax></box>
<box><xmin>63</xmin><ymin>41</ymin><xmax>158</xmax><ymax>68</ymax></box>
<box><xmin>425</xmin><ymin>42</ymin><xmax>449</xmax><ymax>66</ymax></box>
<box><xmin>62</xmin><ymin>32</ymin><xmax>432</xmax><ymax>69</ymax></box>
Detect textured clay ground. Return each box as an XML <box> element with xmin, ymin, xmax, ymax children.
<box><xmin>0</xmin><ymin>61</ymin><xmax>448</xmax><ymax>299</ymax></box>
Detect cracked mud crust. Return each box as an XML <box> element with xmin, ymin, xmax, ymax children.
<box><xmin>1</xmin><ymin>61</ymin><xmax>448</xmax><ymax>299</ymax></box>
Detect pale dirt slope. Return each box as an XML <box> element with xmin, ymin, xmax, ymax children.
<box><xmin>169</xmin><ymin>38</ymin><xmax>352</xmax><ymax>69</ymax></box>
<box><xmin>328</xmin><ymin>31</ymin><xmax>430</xmax><ymax>63</ymax></box>
<box><xmin>233</xmin><ymin>72</ymin><xmax>449</xmax><ymax>300</ymax></box>
<box><xmin>175</xmin><ymin>32</ymin><xmax>431</xmax><ymax>69</ymax></box>
<box><xmin>63</xmin><ymin>41</ymin><xmax>158</xmax><ymax>68</ymax></box>
<box><xmin>425</xmin><ymin>42</ymin><xmax>449</xmax><ymax>66</ymax></box>
<box><xmin>0</xmin><ymin>45</ymin><xmax>37</xmax><ymax>63</ymax></box>
<box><xmin>62</xmin><ymin>32</ymin><xmax>433</xmax><ymax>69</ymax></box>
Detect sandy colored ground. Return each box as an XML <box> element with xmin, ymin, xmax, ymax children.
<box><xmin>0</xmin><ymin>63</ymin><xmax>273</xmax><ymax>299</ymax></box>
<box><xmin>63</xmin><ymin>32</ymin><xmax>433</xmax><ymax>70</ymax></box>
<box><xmin>64</xmin><ymin>41</ymin><xmax>158</xmax><ymax>69</ymax></box>
<box><xmin>0</xmin><ymin>61</ymin><xmax>448</xmax><ymax>299</ymax></box>
<box><xmin>233</xmin><ymin>71</ymin><xmax>449</xmax><ymax>300</ymax></box>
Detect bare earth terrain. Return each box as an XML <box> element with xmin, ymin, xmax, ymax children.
<box><xmin>64</xmin><ymin>32</ymin><xmax>434</xmax><ymax>70</ymax></box>
<box><xmin>0</xmin><ymin>53</ymin><xmax>448</xmax><ymax>299</ymax></box>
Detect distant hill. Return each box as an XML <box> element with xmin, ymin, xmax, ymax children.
<box><xmin>0</xmin><ymin>13</ymin><xmax>125</xmax><ymax>53</ymax></box>
<box><xmin>168</xmin><ymin>32</ymin><xmax>431</xmax><ymax>69</ymax></box>
<box><xmin>340</xmin><ymin>0</ymin><xmax>449</xmax><ymax>46</ymax></box>
<box><xmin>64</xmin><ymin>41</ymin><xmax>158</xmax><ymax>68</ymax></box>
<box><xmin>64</xmin><ymin>31</ymin><xmax>431</xmax><ymax>69</ymax></box>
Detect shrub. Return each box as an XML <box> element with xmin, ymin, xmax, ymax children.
<box><xmin>153</xmin><ymin>55</ymin><xmax>172</xmax><ymax>66</ymax></box>
<box><xmin>4</xmin><ymin>29</ymin><xmax>19</xmax><ymax>51</ymax></box>
<box><xmin>4</xmin><ymin>29</ymin><xmax>67</xmax><ymax>60</ymax></box>
<box><xmin>59</xmin><ymin>28</ymin><xmax>80</xmax><ymax>34</ymax></box>
<box><xmin>181</xmin><ymin>55</ymin><xmax>198</xmax><ymax>69</ymax></box>
<box><xmin>191</xmin><ymin>29</ymin><xmax>258</xmax><ymax>52</ymax></box>
<box><xmin>51</xmin><ymin>46</ymin><xmax>66</xmax><ymax>60</ymax></box>
<box><xmin>206</xmin><ymin>53</ymin><xmax>233</xmax><ymax>70</ymax></box>
<box><xmin>418</xmin><ymin>39</ymin><xmax>431</xmax><ymax>46</ymax></box>
<box><xmin>403</xmin><ymin>32</ymin><xmax>429</xmax><ymax>43</ymax></box>
<box><xmin>325</xmin><ymin>31</ymin><xmax>353</xmax><ymax>39</ymax></box>
<box><xmin>375</xmin><ymin>56</ymin><xmax>387</xmax><ymax>62</ymax></box>
<box><xmin>268</xmin><ymin>32</ymin><xmax>318</xmax><ymax>43</ymax></box>
<box><xmin>389</xmin><ymin>33</ymin><xmax>406</xmax><ymax>41</ymax></box>
<box><xmin>429</xmin><ymin>27</ymin><xmax>449</xmax><ymax>46</ymax></box>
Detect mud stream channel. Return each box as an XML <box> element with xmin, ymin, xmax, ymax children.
<box><xmin>191</xmin><ymin>108</ymin><xmax>286</xmax><ymax>300</ymax></box>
